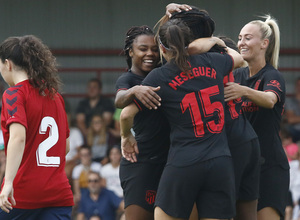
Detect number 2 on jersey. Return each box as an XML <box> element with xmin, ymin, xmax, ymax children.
<box><xmin>36</xmin><ymin>116</ymin><xmax>60</xmax><ymax>167</ymax></box>
<box><xmin>181</xmin><ymin>85</ymin><xmax>224</xmax><ymax>137</ymax></box>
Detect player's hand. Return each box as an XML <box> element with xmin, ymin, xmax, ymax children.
<box><xmin>121</xmin><ymin>134</ymin><xmax>139</xmax><ymax>163</ymax></box>
<box><xmin>224</xmin><ymin>82</ymin><xmax>244</xmax><ymax>102</ymax></box>
<box><xmin>0</xmin><ymin>182</ymin><xmax>16</xmax><ymax>213</ymax></box>
<box><xmin>134</xmin><ymin>85</ymin><xmax>161</xmax><ymax>110</ymax></box>
<box><xmin>212</xmin><ymin>37</ymin><xmax>226</xmax><ymax>48</ymax></box>
<box><xmin>166</xmin><ymin>3</ymin><xmax>192</xmax><ymax>18</ymax></box>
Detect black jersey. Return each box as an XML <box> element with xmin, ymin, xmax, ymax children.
<box><xmin>115</xmin><ymin>71</ymin><xmax>170</xmax><ymax>164</ymax></box>
<box><xmin>223</xmin><ymin>72</ymin><xmax>257</xmax><ymax>146</ymax></box>
<box><xmin>234</xmin><ymin>64</ymin><xmax>289</xmax><ymax>169</ymax></box>
<box><xmin>139</xmin><ymin>53</ymin><xmax>233</xmax><ymax>167</ymax></box>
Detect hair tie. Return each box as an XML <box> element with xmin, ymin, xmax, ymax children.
<box><xmin>158</xmin><ymin>36</ymin><xmax>170</xmax><ymax>50</ymax></box>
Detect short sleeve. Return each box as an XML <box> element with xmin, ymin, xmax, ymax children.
<box><xmin>115</xmin><ymin>73</ymin><xmax>132</xmax><ymax>92</ymax></box>
<box><xmin>2</xmin><ymin>87</ymin><xmax>27</xmax><ymax>130</ymax></box>
<box><xmin>263</xmin><ymin>70</ymin><xmax>285</xmax><ymax>103</ymax></box>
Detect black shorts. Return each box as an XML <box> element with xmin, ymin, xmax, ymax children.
<box><xmin>230</xmin><ymin>138</ymin><xmax>260</xmax><ymax>200</ymax></box>
<box><xmin>155</xmin><ymin>156</ymin><xmax>235</xmax><ymax>219</ymax></box>
<box><xmin>258</xmin><ymin>165</ymin><xmax>290</xmax><ymax>217</ymax></box>
<box><xmin>119</xmin><ymin>162</ymin><xmax>165</xmax><ymax>212</ymax></box>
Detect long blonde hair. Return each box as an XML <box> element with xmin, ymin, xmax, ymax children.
<box><xmin>249</xmin><ymin>15</ymin><xmax>280</xmax><ymax>69</ymax></box>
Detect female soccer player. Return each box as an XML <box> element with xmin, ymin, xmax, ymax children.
<box><xmin>162</xmin><ymin>5</ymin><xmax>261</xmax><ymax>219</ymax></box>
<box><xmin>0</xmin><ymin>35</ymin><xmax>74</xmax><ymax>219</ymax></box>
<box><xmin>120</xmin><ymin>19</ymin><xmax>244</xmax><ymax>220</ymax></box>
<box><xmin>115</xmin><ymin>26</ymin><xmax>170</xmax><ymax>220</ymax></box>
<box><xmin>224</xmin><ymin>15</ymin><xmax>289</xmax><ymax>220</ymax></box>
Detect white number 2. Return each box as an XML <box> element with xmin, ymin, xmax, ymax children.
<box><xmin>36</xmin><ymin>116</ymin><xmax>60</xmax><ymax>167</ymax></box>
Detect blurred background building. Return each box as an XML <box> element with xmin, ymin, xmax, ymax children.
<box><xmin>0</xmin><ymin>0</ymin><xmax>299</xmax><ymax>112</ymax></box>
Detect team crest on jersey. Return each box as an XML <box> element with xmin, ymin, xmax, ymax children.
<box><xmin>267</xmin><ymin>80</ymin><xmax>282</xmax><ymax>91</ymax></box>
<box><xmin>145</xmin><ymin>190</ymin><xmax>156</xmax><ymax>205</ymax></box>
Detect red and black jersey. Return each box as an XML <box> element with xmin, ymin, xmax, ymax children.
<box><xmin>234</xmin><ymin>64</ymin><xmax>289</xmax><ymax>169</ymax></box>
<box><xmin>115</xmin><ymin>71</ymin><xmax>170</xmax><ymax>164</ymax></box>
<box><xmin>1</xmin><ymin>80</ymin><xmax>74</xmax><ymax>209</ymax></box>
<box><xmin>223</xmin><ymin>72</ymin><xmax>257</xmax><ymax>147</ymax></box>
<box><xmin>139</xmin><ymin>52</ymin><xmax>233</xmax><ymax>167</ymax></box>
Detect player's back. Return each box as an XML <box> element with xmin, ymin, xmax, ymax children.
<box><xmin>1</xmin><ymin>80</ymin><xmax>74</xmax><ymax>209</ymax></box>
<box><xmin>142</xmin><ymin>53</ymin><xmax>233</xmax><ymax>166</ymax></box>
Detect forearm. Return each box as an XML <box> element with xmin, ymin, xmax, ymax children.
<box><xmin>188</xmin><ymin>37</ymin><xmax>221</xmax><ymax>55</ymax></box>
<box><xmin>120</xmin><ymin>106</ymin><xmax>136</xmax><ymax>137</ymax></box>
<box><xmin>243</xmin><ymin>87</ymin><xmax>277</xmax><ymax>109</ymax></box>
<box><xmin>115</xmin><ymin>88</ymin><xmax>138</xmax><ymax>108</ymax></box>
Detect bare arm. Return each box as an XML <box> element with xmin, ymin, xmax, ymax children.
<box><xmin>224</xmin><ymin>82</ymin><xmax>278</xmax><ymax>108</ymax></box>
<box><xmin>188</xmin><ymin>37</ymin><xmax>244</xmax><ymax>69</ymax></box>
<box><xmin>115</xmin><ymin>85</ymin><xmax>161</xmax><ymax>110</ymax></box>
<box><xmin>0</xmin><ymin>123</ymin><xmax>26</xmax><ymax>213</ymax></box>
<box><xmin>226</xmin><ymin>47</ymin><xmax>244</xmax><ymax>69</ymax></box>
<box><xmin>120</xmin><ymin>103</ymin><xmax>140</xmax><ymax>162</ymax></box>
<box><xmin>188</xmin><ymin>37</ymin><xmax>226</xmax><ymax>55</ymax></box>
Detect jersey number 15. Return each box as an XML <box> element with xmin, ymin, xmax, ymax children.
<box><xmin>181</xmin><ymin>85</ymin><xmax>224</xmax><ymax>137</ymax></box>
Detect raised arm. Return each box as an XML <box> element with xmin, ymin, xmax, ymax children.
<box><xmin>188</xmin><ymin>37</ymin><xmax>244</xmax><ymax>70</ymax></box>
<box><xmin>165</xmin><ymin>3</ymin><xmax>192</xmax><ymax>18</ymax></box>
<box><xmin>188</xmin><ymin>37</ymin><xmax>226</xmax><ymax>55</ymax></box>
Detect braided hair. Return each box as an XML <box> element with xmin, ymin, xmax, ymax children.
<box><xmin>123</xmin><ymin>25</ymin><xmax>155</xmax><ymax>69</ymax></box>
<box><xmin>171</xmin><ymin>6</ymin><xmax>226</xmax><ymax>53</ymax></box>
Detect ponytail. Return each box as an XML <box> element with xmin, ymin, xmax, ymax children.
<box><xmin>158</xmin><ymin>19</ymin><xmax>192</xmax><ymax>72</ymax></box>
<box><xmin>250</xmin><ymin>15</ymin><xmax>280</xmax><ymax>69</ymax></box>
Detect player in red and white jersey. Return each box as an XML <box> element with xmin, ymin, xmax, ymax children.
<box><xmin>0</xmin><ymin>35</ymin><xmax>73</xmax><ymax>220</ymax></box>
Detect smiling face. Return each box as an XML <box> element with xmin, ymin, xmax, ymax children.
<box><xmin>238</xmin><ymin>23</ymin><xmax>268</xmax><ymax>63</ymax></box>
<box><xmin>129</xmin><ymin>34</ymin><xmax>159</xmax><ymax>76</ymax></box>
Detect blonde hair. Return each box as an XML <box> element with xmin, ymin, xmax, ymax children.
<box><xmin>249</xmin><ymin>15</ymin><xmax>280</xmax><ymax>69</ymax></box>
<box><xmin>87</xmin><ymin>114</ymin><xmax>107</xmax><ymax>146</ymax></box>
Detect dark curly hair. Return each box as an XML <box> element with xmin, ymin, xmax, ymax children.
<box><xmin>123</xmin><ymin>25</ymin><xmax>155</xmax><ymax>69</ymax></box>
<box><xmin>0</xmin><ymin>35</ymin><xmax>62</xmax><ymax>98</ymax></box>
<box><xmin>171</xmin><ymin>7</ymin><xmax>226</xmax><ymax>53</ymax></box>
